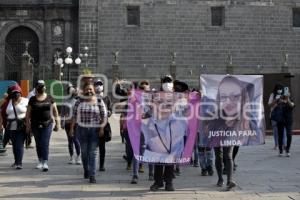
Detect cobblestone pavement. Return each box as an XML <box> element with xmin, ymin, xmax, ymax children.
<box><xmin>0</xmin><ymin>115</ymin><xmax>300</xmax><ymax>200</ymax></box>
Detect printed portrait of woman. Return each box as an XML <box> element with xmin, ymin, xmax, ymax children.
<box><xmin>200</xmin><ymin>75</ymin><xmax>265</xmax><ymax>147</ymax></box>
<box><xmin>140</xmin><ymin>92</ymin><xmax>188</xmax><ymax>163</ymax></box>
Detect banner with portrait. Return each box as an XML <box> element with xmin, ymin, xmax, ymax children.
<box><xmin>199</xmin><ymin>75</ymin><xmax>265</xmax><ymax>147</ymax></box>
<box><xmin>127</xmin><ymin>90</ymin><xmax>200</xmax><ymax>165</ymax></box>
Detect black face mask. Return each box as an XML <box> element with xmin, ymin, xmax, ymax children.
<box><xmin>10</xmin><ymin>92</ymin><xmax>21</xmax><ymax>99</ymax></box>
<box><xmin>36</xmin><ymin>87</ymin><xmax>45</xmax><ymax>94</ymax></box>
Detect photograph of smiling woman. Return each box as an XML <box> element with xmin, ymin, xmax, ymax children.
<box><xmin>201</xmin><ymin>75</ymin><xmax>265</xmax><ymax>147</ymax></box>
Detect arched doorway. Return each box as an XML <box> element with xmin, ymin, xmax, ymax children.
<box><xmin>5</xmin><ymin>26</ymin><xmax>39</xmax><ymax>82</ymax></box>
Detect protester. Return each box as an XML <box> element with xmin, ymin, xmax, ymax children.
<box><xmin>150</xmin><ymin>75</ymin><xmax>176</xmax><ymax>191</ymax></box>
<box><xmin>61</xmin><ymin>84</ymin><xmax>81</xmax><ymax>165</ymax></box>
<box><xmin>0</xmin><ymin>84</ymin><xmax>28</xmax><ymax>169</ymax></box>
<box><xmin>270</xmin><ymin>86</ymin><xmax>295</xmax><ymax>157</ymax></box>
<box><xmin>131</xmin><ymin>80</ymin><xmax>153</xmax><ymax>184</ymax></box>
<box><xmin>268</xmin><ymin>84</ymin><xmax>287</xmax><ymax>150</ymax></box>
<box><xmin>26</xmin><ymin>80</ymin><xmax>61</xmax><ymax>172</ymax></box>
<box><xmin>70</xmin><ymin>82</ymin><xmax>107</xmax><ymax>183</ymax></box>
<box><xmin>94</xmin><ymin>79</ymin><xmax>112</xmax><ymax>171</ymax></box>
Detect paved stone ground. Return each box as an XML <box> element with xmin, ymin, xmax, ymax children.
<box><xmin>0</xmin><ymin>115</ymin><xmax>300</xmax><ymax>200</ymax></box>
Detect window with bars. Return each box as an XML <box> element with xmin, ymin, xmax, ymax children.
<box><xmin>127</xmin><ymin>6</ymin><xmax>140</xmax><ymax>26</ymax></box>
<box><xmin>211</xmin><ymin>6</ymin><xmax>225</xmax><ymax>26</ymax></box>
<box><xmin>293</xmin><ymin>8</ymin><xmax>300</xmax><ymax>27</ymax></box>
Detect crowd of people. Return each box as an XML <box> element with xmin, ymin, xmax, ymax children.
<box><xmin>0</xmin><ymin>74</ymin><xmax>295</xmax><ymax>192</ymax></box>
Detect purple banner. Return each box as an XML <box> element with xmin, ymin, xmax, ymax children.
<box><xmin>127</xmin><ymin>90</ymin><xmax>200</xmax><ymax>165</ymax></box>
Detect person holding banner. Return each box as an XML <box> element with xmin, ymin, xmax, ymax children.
<box><xmin>201</xmin><ymin>75</ymin><xmax>264</xmax><ymax>190</ymax></box>
<box><xmin>145</xmin><ymin>75</ymin><xmax>186</xmax><ymax>191</ymax></box>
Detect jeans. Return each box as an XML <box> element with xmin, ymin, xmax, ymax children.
<box><xmin>77</xmin><ymin>126</ymin><xmax>99</xmax><ymax>177</ymax></box>
<box><xmin>193</xmin><ymin>144</ymin><xmax>199</xmax><ymax>164</ymax></box>
<box><xmin>271</xmin><ymin>120</ymin><xmax>286</xmax><ymax>146</ymax></box>
<box><xmin>9</xmin><ymin>130</ymin><xmax>26</xmax><ymax>165</ymax></box>
<box><xmin>214</xmin><ymin>146</ymin><xmax>233</xmax><ymax>184</ymax></box>
<box><xmin>198</xmin><ymin>147</ymin><xmax>213</xmax><ymax>170</ymax></box>
<box><xmin>99</xmin><ymin>137</ymin><xmax>106</xmax><ymax>168</ymax></box>
<box><xmin>65</xmin><ymin>123</ymin><xmax>81</xmax><ymax>157</ymax></box>
<box><xmin>124</xmin><ymin>133</ymin><xmax>133</xmax><ymax>165</ymax></box>
<box><xmin>133</xmin><ymin>158</ymin><xmax>139</xmax><ymax>176</ymax></box>
<box><xmin>277</xmin><ymin>122</ymin><xmax>292</xmax><ymax>153</ymax></box>
<box><xmin>32</xmin><ymin>124</ymin><xmax>53</xmax><ymax>162</ymax></box>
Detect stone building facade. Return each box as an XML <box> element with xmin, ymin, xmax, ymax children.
<box><xmin>0</xmin><ymin>0</ymin><xmax>79</xmax><ymax>84</ymax></box>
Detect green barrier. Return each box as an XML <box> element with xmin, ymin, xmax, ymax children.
<box><xmin>45</xmin><ymin>80</ymin><xmax>64</xmax><ymax>103</ymax></box>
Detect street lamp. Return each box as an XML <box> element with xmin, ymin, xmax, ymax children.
<box><xmin>56</xmin><ymin>47</ymin><xmax>82</xmax><ymax>82</ymax></box>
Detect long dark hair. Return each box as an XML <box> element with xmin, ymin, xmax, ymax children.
<box><xmin>272</xmin><ymin>83</ymin><xmax>284</xmax><ymax>97</ymax></box>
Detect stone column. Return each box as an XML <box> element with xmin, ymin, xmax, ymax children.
<box><xmin>112</xmin><ymin>51</ymin><xmax>119</xmax><ymax>81</ymax></box>
<box><xmin>21</xmin><ymin>53</ymin><xmax>34</xmax><ymax>87</ymax></box>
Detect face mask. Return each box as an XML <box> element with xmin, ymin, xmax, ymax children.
<box><xmin>95</xmin><ymin>85</ymin><xmax>104</xmax><ymax>93</ymax></box>
<box><xmin>277</xmin><ymin>90</ymin><xmax>282</xmax><ymax>94</ymax></box>
<box><xmin>162</xmin><ymin>83</ymin><xmax>173</xmax><ymax>92</ymax></box>
<box><xmin>36</xmin><ymin>87</ymin><xmax>45</xmax><ymax>94</ymax></box>
<box><xmin>10</xmin><ymin>92</ymin><xmax>21</xmax><ymax>99</ymax></box>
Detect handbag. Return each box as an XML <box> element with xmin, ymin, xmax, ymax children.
<box><xmin>104</xmin><ymin>122</ymin><xmax>112</xmax><ymax>142</ymax></box>
<box><xmin>12</xmin><ymin>102</ymin><xmax>26</xmax><ymax>132</ymax></box>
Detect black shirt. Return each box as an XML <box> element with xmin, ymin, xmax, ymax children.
<box><xmin>29</xmin><ymin>95</ymin><xmax>54</xmax><ymax>125</ymax></box>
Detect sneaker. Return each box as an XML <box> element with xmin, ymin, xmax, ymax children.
<box><xmin>42</xmin><ymin>162</ymin><xmax>49</xmax><ymax>172</ymax></box>
<box><xmin>99</xmin><ymin>167</ymin><xmax>106</xmax><ymax>171</ymax></box>
<box><xmin>10</xmin><ymin>163</ymin><xmax>16</xmax><ymax>168</ymax></box>
<box><xmin>216</xmin><ymin>179</ymin><xmax>224</xmax><ymax>187</ymax></box>
<box><xmin>15</xmin><ymin>164</ymin><xmax>23</xmax><ymax>170</ymax></box>
<box><xmin>84</xmin><ymin>171</ymin><xmax>89</xmax><ymax>179</ymax></box>
<box><xmin>36</xmin><ymin>162</ymin><xmax>43</xmax><ymax>169</ymax></box>
<box><xmin>278</xmin><ymin>152</ymin><xmax>283</xmax><ymax>157</ymax></box>
<box><xmin>193</xmin><ymin>162</ymin><xmax>199</xmax><ymax>167</ymax></box>
<box><xmin>165</xmin><ymin>184</ymin><xmax>175</xmax><ymax>191</ymax></box>
<box><xmin>89</xmin><ymin>176</ymin><xmax>96</xmax><ymax>184</ymax></box>
<box><xmin>138</xmin><ymin>165</ymin><xmax>145</xmax><ymax>173</ymax></box>
<box><xmin>68</xmin><ymin>156</ymin><xmax>74</xmax><ymax>164</ymax></box>
<box><xmin>131</xmin><ymin>175</ymin><xmax>138</xmax><ymax>184</ymax></box>
<box><xmin>207</xmin><ymin>167</ymin><xmax>214</xmax><ymax>176</ymax></box>
<box><xmin>286</xmin><ymin>152</ymin><xmax>290</xmax><ymax>157</ymax></box>
<box><xmin>148</xmin><ymin>174</ymin><xmax>154</xmax><ymax>181</ymax></box>
<box><xmin>150</xmin><ymin>182</ymin><xmax>164</xmax><ymax>191</ymax></box>
<box><xmin>75</xmin><ymin>155</ymin><xmax>82</xmax><ymax>165</ymax></box>
<box><xmin>226</xmin><ymin>181</ymin><xmax>237</xmax><ymax>191</ymax></box>
<box><xmin>201</xmin><ymin>169</ymin><xmax>208</xmax><ymax>176</ymax></box>
<box><xmin>174</xmin><ymin>168</ymin><xmax>181</xmax><ymax>176</ymax></box>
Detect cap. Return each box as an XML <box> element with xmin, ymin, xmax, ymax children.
<box><xmin>174</xmin><ymin>80</ymin><xmax>189</xmax><ymax>92</ymax></box>
<box><xmin>94</xmin><ymin>79</ymin><xmax>103</xmax><ymax>86</ymax></box>
<box><xmin>35</xmin><ymin>80</ymin><xmax>45</xmax><ymax>87</ymax></box>
<box><xmin>161</xmin><ymin>75</ymin><xmax>173</xmax><ymax>83</ymax></box>
<box><xmin>8</xmin><ymin>84</ymin><xmax>22</xmax><ymax>94</ymax></box>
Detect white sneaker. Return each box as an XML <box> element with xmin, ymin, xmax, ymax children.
<box><xmin>42</xmin><ymin>162</ymin><xmax>49</xmax><ymax>172</ymax></box>
<box><xmin>36</xmin><ymin>162</ymin><xmax>43</xmax><ymax>169</ymax></box>
<box><xmin>278</xmin><ymin>152</ymin><xmax>283</xmax><ymax>157</ymax></box>
<box><xmin>286</xmin><ymin>152</ymin><xmax>290</xmax><ymax>157</ymax></box>
<box><xmin>75</xmin><ymin>155</ymin><xmax>82</xmax><ymax>165</ymax></box>
<box><xmin>68</xmin><ymin>156</ymin><xmax>74</xmax><ymax>164</ymax></box>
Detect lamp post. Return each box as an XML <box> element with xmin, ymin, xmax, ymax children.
<box><xmin>55</xmin><ymin>47</ymin><xmax>82</xmax><ymax>82</ymax></box>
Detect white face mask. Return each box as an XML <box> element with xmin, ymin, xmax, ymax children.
<box><xmin>162</xmin><ymin>83</ymin><xmax>173</xmax><ymax>92</ymax></box>
<box><xmin>95</xmin><ymin>85</ymin><xmax>104</xmax><ymax>93</ymax></box>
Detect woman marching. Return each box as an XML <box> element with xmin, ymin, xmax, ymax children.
<box><xmin>70</xmin><ymin>82</ymin><xmax>107</xmax><ymax>183</ymax></box>
<box><xmin>0</xmin><ymin>84</ymin><xmax>28</xmax><ymax>169</ymax></box>
<box><xmin>26</xmin><ymin>80</ymin><xmax>61</xmax><ymax>172</ymax></box>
